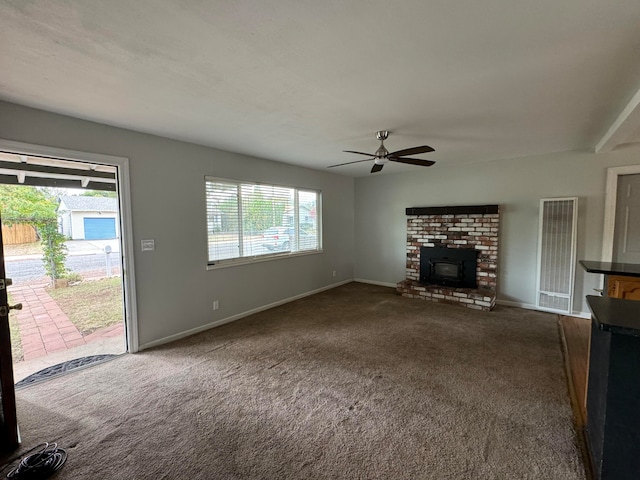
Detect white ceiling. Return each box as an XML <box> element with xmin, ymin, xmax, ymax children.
<box><xmin>1</xmin><ymin>0</ymin><xmax>640</xmax><ymax>176</ymax></box>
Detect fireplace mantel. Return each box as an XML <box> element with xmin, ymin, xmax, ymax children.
<box><xmin>397</xmin><ymin>205</ymin><xmax>500</xmax><ymax>311</ymax></box>
<box><xmin>406</xmin><ymin>205</ymin><xmax>499</xmax><ymax>216</ymax></box>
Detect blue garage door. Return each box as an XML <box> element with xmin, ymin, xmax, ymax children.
<box><xmin>84</xmin><ymin>218</ymin><xmax>116</xmax><ymax>240</ymax></box>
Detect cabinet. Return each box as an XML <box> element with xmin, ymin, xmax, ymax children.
<box><xmin>606</xmin><ymin>275</ymin><xmax>640</xmax><ymax>300</ymax></box>
<box><xmin>579</xmin><ymin>261</ymin><xmax>640</xmax><ymax>302</ymax></box>
<box><xmin>586</xmin><ymin>296</ymin><xmax>640</xmax><ymax>479</ymax></box>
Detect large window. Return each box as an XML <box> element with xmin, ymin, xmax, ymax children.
<box><xmin>205</xmin><ymin>177</ymin><xmax>321</xmax><ymax>266</ymax></box>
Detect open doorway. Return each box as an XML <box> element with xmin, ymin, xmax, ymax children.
<box><xmin>0</xmin><ymin>145</ymin><xmax>135</xmax><ymax>386</ymax></box>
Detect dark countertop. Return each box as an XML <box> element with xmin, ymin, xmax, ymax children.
<box><xmin>579</xmin><ymin>260</ymin><xmax>640</xmax><ymax>278</ymax></box>
<box><xmin>587</xmin><ymin>295</ymin><xmax>640</xmax><ymax>337</ymax></box>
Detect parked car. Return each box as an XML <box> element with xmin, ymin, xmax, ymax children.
<box><xmin>261</xmin><ymin>227</ymin><xmax>293</xmax><ymax>251</ymax></box>
<box><xmin>298</xmin><ymin>227</ymin><xmax>317</xmax><ymax>250</ymax></box>
<box><xmin>261</xmin><ymin>226</ymin><xmax>318</xmax><ymax>251</ymax></box>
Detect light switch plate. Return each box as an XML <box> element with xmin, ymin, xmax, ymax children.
<box><xmin>141</xmin><ymin>239</ymin><xmax>155</xmax><ymax>251</ymax></box>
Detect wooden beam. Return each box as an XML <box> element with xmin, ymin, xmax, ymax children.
<box><xmin>0</xmin><ymin>175</ymin><xmax>116</xmax><ymax>191</ymax></box>
<box><xmin>595</xmin><ymin>85</ymin><xmax>640</xmax><ymax>153</ymax></box>
<box><xmin>0</xmin><ymin>160</ymin><xmax>115</xmax><ymax>179</ymax></box>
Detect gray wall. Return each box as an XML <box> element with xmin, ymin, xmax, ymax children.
<box><xmin>3</xmin><ymin>98</ymin><xmax>638</xmax><ymax>333</ymax></box>
<box><xmin>353</xmin><ymin>146</ymin><xmax>640</xmax><ymax>315</ymax></box>
<box><xmin>0</xmin><ymin>101</ymin><xmax>355</xmax><ymax>347</ymax></box>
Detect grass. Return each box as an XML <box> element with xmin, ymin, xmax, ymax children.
<box><xmin>48</xmin><ymin>276</ymin><xmax>123</xmax><ymax>335</ymax></box>
<box><xmin>7</xmin><ymin>293</ymin><xmax>23</xmax><ymax>363</ymax></box>
<box><xmin>3</xmin><ymin>241</ymin><xmax>43</xmax><ymax>257</ymax></box>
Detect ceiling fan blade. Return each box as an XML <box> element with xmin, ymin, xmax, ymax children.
<box><xmin>388</xmin><ymin>157</ymin><xmax>436</xmax><ymax>167</ymax></box>
<box><xmin>389</xmin><ymin>145</ymin><xmax>435</xmax><ymax>157</ymax></box>
<box><xmin>371</xmin><ymin>163</ymin><xmax>384</xmax><ymax>173</ymax></box>
<box><xmin>327</xmin><ymin>157</ymin><xmax>375</xmax><ymax>168</ymax></box>
<box><xmin>343</xmin><ymin>150</ymin><xmax>376</xmax><ymax>157</ymax></box>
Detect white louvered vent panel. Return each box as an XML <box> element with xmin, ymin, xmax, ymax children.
<box><xmin>536</xmin><ymin>198</ymin><xmax>578</xmax><ymax>314</ymax></box>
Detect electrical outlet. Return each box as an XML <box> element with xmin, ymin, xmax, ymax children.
<box><xmin>332</xmin><ymin>270</ymin><xmax>336</xmax><ymax>277</ymax></box>
<box><xmin>213</xmin><ymin>300</ymin><xmax>219</xmax><ymax>311</ymax></box>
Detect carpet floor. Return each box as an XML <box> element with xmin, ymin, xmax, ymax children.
<box><xmin>2</xmin><ymin>282</ymin><xmax>585</xmax><ymax>479</ymax></box>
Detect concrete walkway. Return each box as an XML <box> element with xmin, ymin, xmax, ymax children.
<box><xmin>11</xmin><ymin>285</ymin><xmax>125</xmax><ymax>379</ymax></box>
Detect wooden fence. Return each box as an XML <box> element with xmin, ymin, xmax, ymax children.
<box><xmin>1</xmin><ymin>223</ymin><xmax>38</xmax><ymax>245</ymax></box>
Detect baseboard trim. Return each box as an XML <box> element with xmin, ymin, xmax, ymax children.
<box><xmin>138</xmin><ymin>279</ymin><xmax>353</xmax><ymax>351</ymax></box>
<box><xmin>353</xmin><ymin>284</ymin><xmax>593</xmax><ymax>317</ymax></box>
<box><xmin>494</xmin><ymin>299</ymin><xmax>537</xmax><ymax>310</ymax></box>
<box><xmin>353</xmin><ymin>278</ymin><xmax>398</xmax><ymax>288</ymax></box>
<box><xmin>496</xmin><ymin>299</ymin><xmax>590</xmax><ymax>318</ymax></box>
<box><xmin>354</xmin><ymin>284</ymin><xmax>593</xmax><ymax>317</ymax></box>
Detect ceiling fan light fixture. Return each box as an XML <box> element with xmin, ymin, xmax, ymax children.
<box><xmin>328</xmin><ymin>131</ymin><xmax>436</xmax><ymax>173</ymax></box>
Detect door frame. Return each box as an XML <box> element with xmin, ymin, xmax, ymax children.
<box><xmin>0</xmin><ymin>139</ymin><xmax>139</xmax><ymax>353</ymax></box>
<box><xmin>0</xmin><ymin>221</ymin><xmax>19</xmax><ymax>450</ymax></box>
<box><xmin>602</xmin><ymin>165</ymin><xmax>640</xmax><ymax>262</ymax></box>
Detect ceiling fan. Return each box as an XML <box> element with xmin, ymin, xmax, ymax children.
<box><xmin>328</xmin><ymin>131</ymin><xmax>436</xmax><ymax>173</ymax></box>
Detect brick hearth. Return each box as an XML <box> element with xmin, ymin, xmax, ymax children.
<box><xmin>396</xmin><ymin>205</ymin><xmax>499</xmax><ymax>311</ymax></box>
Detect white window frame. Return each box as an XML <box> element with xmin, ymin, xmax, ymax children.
<box><xmin>205</xmin><ymin>177</ymin><xmax>322</xmax><ymax>269</ymax></box>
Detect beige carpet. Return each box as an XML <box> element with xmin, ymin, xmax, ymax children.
<box><xmin>3</xmin><ymin>282</ymin><xmax>585</xmax><ymax>479</ymax></box>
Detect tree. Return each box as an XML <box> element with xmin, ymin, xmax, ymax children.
<box><xmin>0</xmin><ymin>185</ymin><xmax>68</xmax><ymax>285</ymax></box>
<box><xmin>243</xmin><ymin>192</ymin><xmax>286</xmax><ymax>233</ymax></box>
<box><xmin>39</xmin><ymin>220</ymin><xmax>68</xmax><ymax>283</ymax></box>
<box><xmin>0</xmin><ymin>185</ymin><xmax>55</xmax><ymax>225</ymax></box>
<box><xmin>81</xmin><ymin>190</ymin><xmax>117</xmax><ymax>198</ymax></box>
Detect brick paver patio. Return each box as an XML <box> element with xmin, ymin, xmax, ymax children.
<box><xmin>11</xmin><ymin>283</ymin><xmax>124</xmax><ymax>361</ymax></box>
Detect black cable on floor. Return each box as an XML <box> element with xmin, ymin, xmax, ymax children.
<box><xmin>5</xmin><ymin>442</ymin><xmax>67</xmax><ymax>479</ymax></box>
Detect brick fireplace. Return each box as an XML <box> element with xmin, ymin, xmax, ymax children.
<box><xmin>396</xmin><ymin>205</ymin><xmax>499</xmax><ymax>311</ymax></box>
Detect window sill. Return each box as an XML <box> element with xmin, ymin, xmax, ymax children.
<box><xmin>206</xmin><ymin>249</ymin><xmax>324</xmax><ymax>270</ymax></box>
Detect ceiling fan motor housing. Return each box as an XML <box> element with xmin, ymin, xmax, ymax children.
<box><xmin>375</xmin><ymin>145</ymin><xmax>389</xmax><ymax>162</ymax></box>
<box><xmin>375</xmin><ymin>131</ymin><xmax>389</xmax><ymax>162</ymax></box>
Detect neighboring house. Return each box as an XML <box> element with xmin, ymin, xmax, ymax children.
<box><xmin>58</xmin><ymin>196</ymin><xmax>119</xmax><ymax>240</ymax></box>
<box><xmin>282</xmin><ymin>204</ymin><xmax>316</xmax><ymax>229</ymax></box>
